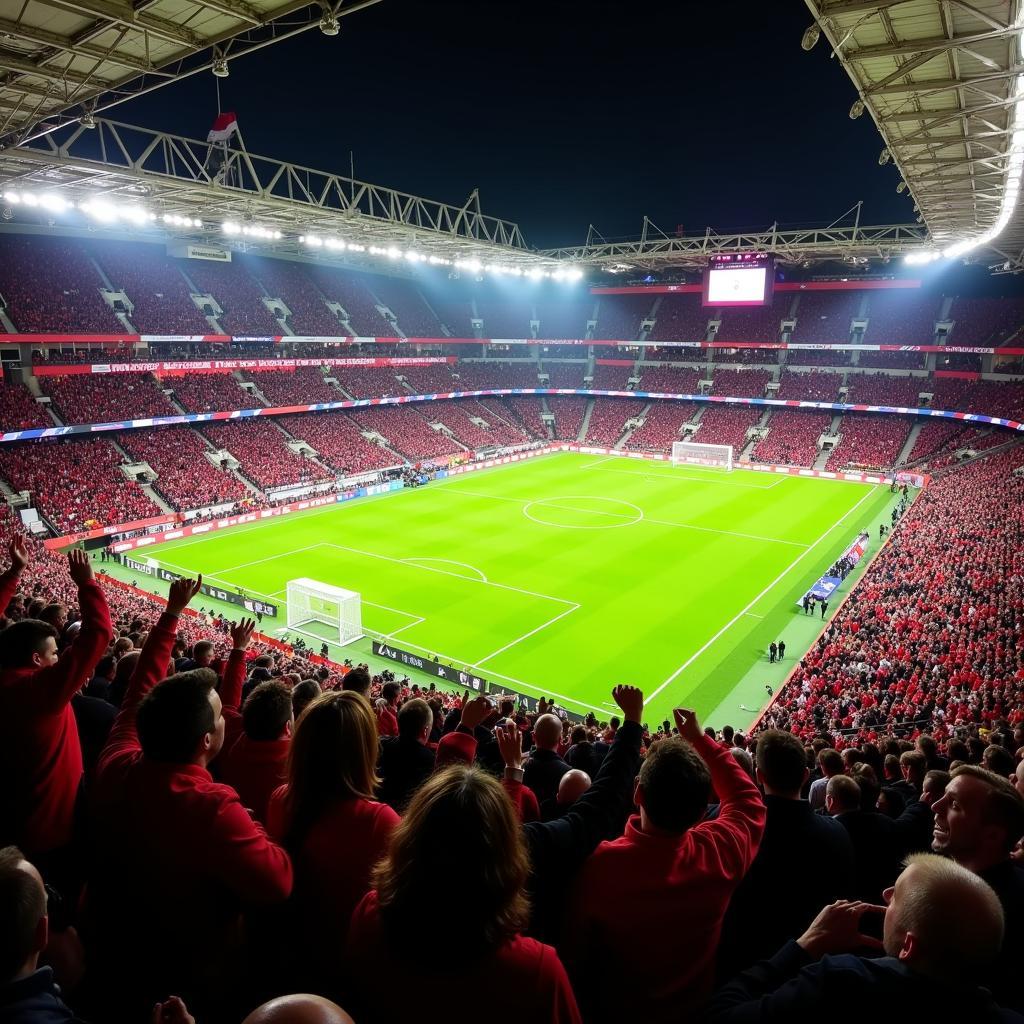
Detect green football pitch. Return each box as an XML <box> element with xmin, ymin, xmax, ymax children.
<box><xmin>127</xmin><ymin>451</ymin><xmax>897</xmax><ymax>728</ymax></box>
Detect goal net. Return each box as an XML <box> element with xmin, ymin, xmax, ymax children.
<box><xmin>286</xmin><ymin>578</ymin><xmax>363</xmax><ymax>647</ymax></box>
<box><xmin>671</xmin><ymin>440</ymin><xmax>734</xmax><ymax>471</ymax></box>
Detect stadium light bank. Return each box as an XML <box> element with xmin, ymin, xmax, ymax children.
<box><xmin>904</xmin><ymin>9</ymin><xmax>1024</xmax><ymax>267</ymax></box>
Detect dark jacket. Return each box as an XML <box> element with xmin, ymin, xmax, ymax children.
<box><xmin>522</xmin><ymin>748</ymin><xmax>570</xmax><ymax>806</ymax></box>
<box><xmin>522</xmin><ymin>720</ymin><xmax>641</xmax><ymax>943</ymax></box>
<box><xmin>707</xmin><ymin>939</ymin><xmax>1024</xmax><ymax>1023</ymax></box>
<box><xmin>377</xmin><ymin>735</ymin><xmax>435</xmax><ymax>812</ymax></box>
<box><xmin>0</xmin><ymin>968</ymin><xmax>85</xmax><ymax>1024</ymax></box>
<box><xmin>71</xmin><ymin>692</ymin><xmax>117</xmax><ymax>786</ymax></box>
<box><xmin>834</xmin><ymin>809</ymin><xmax>902</xmax><ymax>903</ymax></box>
<box><xmin>981</xmin><ymin>860</ymin><xmax>1024</xmax><ymax>1014</ymax></box>
<box><xmin>718</xmin><ymin>796</ymin><xmax>856</xmax><ymax>979</ymax></box>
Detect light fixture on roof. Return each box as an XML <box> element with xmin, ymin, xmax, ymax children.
<box><xmin>212</xmin><ymin>57</ymin><xmax>229</xmax><ymax>78</ymax></box>
<box><xmin>896</xmin><ymin>180</ymin><xmax>908</xmax><ymax>194</ymax></box>
<box><xmin>801</xmin><ymin>24</ymin><xmax>821</xmax><ymax>51</ymax></box>
<box><xmin>319</xmin><ymin>11</ymin><xmax>340</xmax><ymax>35</ymax></box>
<box><xmin>80</xmin><ymin>111</ymin><xmax>96</xmax><ymax>129</ymax></box>
<box><xmin>849</xmin><ymin>99</ymin><xmax>865</xmax><ymax>119</ymax></box>
<box><xmin>878</xmin><ymin>147</ymin><xmax>891</xmax><ymax>166</ymax></box>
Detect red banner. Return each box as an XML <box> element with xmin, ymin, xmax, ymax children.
<box><xmin>33</xmin><ymin>356</ymin><xmax>458</xmax><ymax>377</ymax></box>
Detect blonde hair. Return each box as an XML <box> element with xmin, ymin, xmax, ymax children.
<box><xmin>895</xmin><ymin>853</ymin><xmax>1004</xmax><ymax>979</ymax></box>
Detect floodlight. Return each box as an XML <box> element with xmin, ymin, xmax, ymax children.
<box><xmin>319</xmin><ymin>12</ymin><xmax>340</xmax><ymax>35</ymax></box>
<box><xmin>849</xmin><ymin>99</ymin><xmax>865</xmax><ymax>119</ymax></box>
<box><xmin>80</xmin><ymin>111</ymin><xmax>96</xmax><ymax>129</ymax></box>
<box><xmin>878</xmin><ymin>147</ymin><xmax>891</xmax><ymax>165</ymax></box>
<box><xmin>212</xmin><ymin>58</ymin><xmax>229</xmax><ymax>78</ymax></box>
<box><xmin>801</xmin><ymin>24</ymin><xmax>821</xmax><ymax>51</ymax></box>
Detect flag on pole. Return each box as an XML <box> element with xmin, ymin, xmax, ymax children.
<box><xmin>207</xmin><ymin>112</ymin><xmax>238</xmax><ymax>143</ymax></box>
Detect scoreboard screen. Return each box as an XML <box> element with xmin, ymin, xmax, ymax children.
<box><xmin>703</xmin><ymin>253</ymin><xmax>774</xmax><ymax>307</ymax></box>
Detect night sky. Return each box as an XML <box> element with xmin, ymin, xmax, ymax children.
<box><xmin>117</xmin><ymin>1</ymin><xmax>912</xmax><ymax>250</ymax></box>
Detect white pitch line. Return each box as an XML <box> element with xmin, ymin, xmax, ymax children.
<box><xmin>400</xmin><ymin>557</ymin><xmax>488</xmax><ymax>582</ymax></box>
<box><xmin>437</xmin><ymin>488</ymin><xmax>808</xmax><ymax>548</ymax></box>
<box><xmin>474</xmin><ymin>602</ymin><xmax>581</xmax><ymax>667</ymax></box>
<box><xmin>583</xmin><ymin>463</ymin><xmax>785</xmax><ymax>489</ymax></box>
<box><xmin>196</xmin><ymin>545</ymin><xmax>324</xmax><ymax>579</ymax></box>
<box><xmin>322</xmin><ymin>542</ymin><xmax>576</xmax><ymax>607</ymax></box>
<box><xmin>644</xmin><ymin>484</ymin><xmax>881</xmax><ymax>708</ymax></box>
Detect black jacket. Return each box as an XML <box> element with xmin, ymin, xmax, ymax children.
<box><xmin>0</xmin><ymin>968</ymin><xmax>84</xmax><ymax>1024</ymax></box>
<box><xmin>522</xmin><ymin>719</ymin><xmax>640</xmax><ymax>943</ymax></box>
<box><xmin>706</xmin><ymin>939</ymin><xmax>1023</xmax><ymax>1023</ymax></box>
<box><xmin>981</xmin><ymin>860</ymin><xmax>1024</xmax><ymax>1013</ymax></box>
<box><xmin>718</xmin><ymin>796</ymin><xmax>856</xmax><ymax>979</ymax></box>
<box><xmin>377</xmin><ymin>735</ymin><xmax>435</xmax><ymax>812</ymax></box>
<box><xmin>522</xmin><ymin>747</ymin><xmax>570</xmax><ymax>806</ymax></box>
<box><xmin>834</xmin><ymin>809</ymin><xmax>902</xmax><ymax>903</ymax></box>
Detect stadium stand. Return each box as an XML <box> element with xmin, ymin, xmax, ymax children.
<box><xmin>185</xmin><ymin>260</ymin><xmax>283</xmax><ymax>336</ymax></box>
<box><xmin>547</xmin><ymin>396</ymin><xmax>587</xmax><ymax>440</ymax></box>
<box><xmin>370</xmin><ymin>277</ymin><xmax>445</xmax><ymax>338</ymax></box>
<box><xmin>0</xmin><ymin>235</ymin><xmax>120</xmax><ymax>333</ymax></box>
<box><xmin>170</xmin><ymin>373</ymin><xmax>262</xmax><ymax>413</ymax></box>
<box><xmin>348</xmin><ymin>404</ymin><xmax>463</xmax><ymax>460</ymax></box>
<box><xmin>790</xmin><ymin>289</ymin><xmax>860</xmax><ymax>343</ymax></box>
<box><xmin>776</xmin><ymin>371</ymin><xmax>841</xmax><ymax>402</ymax></box>
<box><xmin>647</xmin><ymin>292</ymin><xmax>708</xmax><ymax>342</ymax></box>
<box><xmin>0</xmin><ymin>437</ymin><xmax>160</xmax><ymax>531</ymax></box>
<box><xmin>277</xmin><ymin>413</ymin><xmax>401</xmax><ymax>474</ymax></box>
<box><xmin>119</xmin><ymin>427</ymin><xmax>249</xmax><ymax>511</ymax></box>
<box><xmin>584</xmin><ymin>398</ymin><xmax>645</xmax><ymax>446</ymax></box>
<box><xmin>202</xmin><ymin>419</ymin><xmax>334</xmax><ymax>491</ymax></box>
<box><xmin>40</xmin><ymin>373</ymin><xmax>179</xmax><ymax>423</ymax></box>
<box><xmin>750</xmin><ymin>410</ymin><xmax>830</xmax><ymax>467</ymax></box>
<box><xmin>424</xmin><ymin>399</ymin><xmax>528</xmax><ymax>448</ymax></box>
<box><xmin>948</xmin><ymin>296</ymin><xmax>1024</xmax><ymax>347</ymax></box>
<box><xmin>594</xmin><ymin>293</ymin><xmax>654</xmax><ymax>340</ymax></box>
<box><xmin>0</xmin><ymin>379</ymin><xmax>51</xmax><ymax>430</ymax></box>
<box><xmin>694</xmin><ymin>405</ymin><xmax>763</xmax><ymax>450</ymax></box>
<box><xmin>92</xmin><ymin>242</ymin><xmax>212</xmax><ymax>335</ymax></box>
<box><xmin>861</xmin><ymin>292</ymin><xmax>940</xmax><ymax>344</ymax></box>
<box><xmin>715</xmin><ymin>300</ymin><xmax>785</xmax><ymax>343</ymax></box>
<box><xmin>846</xmin><ymin>373</ymin><xmax>925</xmax><ymax>407</ymax></box>
<box><xmin>624</xmin><ymin>401</ymin><xmax>696</xmax><ymax>451</ymax></box>
<box><xmin>826</xmin><ymin>414</ymin><xmax>911</xmax><ymax>470</ymax></box>
<box><xmin>335</xmin><ymin>366</ymin><xmax>404</xmax><ymax>399</ymax></box>
<box><xmin>240</xmin><ymin>257</ymin><xmax>344</xmax><ymax>337</ymax></box>
<box><xmin>246</xmin><ymin>368</ymin><xmax>344</xmax><ymax>406</ymax></box>
<box><xmin>308</xmin><ymin>265</ymin><xmax>394</xmax><ymax>336</ymax></box>
<box><xmin>710</xmin><ymin>368</ymin><xmax>771</xmax><ymax>398</ymax></box>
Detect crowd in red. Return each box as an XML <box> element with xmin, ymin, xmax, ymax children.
<box><xmin>425</xmin><ymin>400</ymin><xmax>528</xmax><ymax>448</ymax></box>
<box><xmin>584</xmin><ymin>398</ymin><xmax>645</xmax><ymax>446</ymax></box>
<box><xmin>694</xmin><ymin>405</ymin><xmax>763</xmax><ymax>451</ymax></box>
<box><xmin>625</xmin><ymin>401</ymin><xmax>696</xmax><ymax>451</ymax></box>
<box><xmin>41</xmin><ymin>374</ymin><xmax>178</xmax><ymax>424</ymax></box>
<box><xmin>750</xmin><ymin>411</ymin><xmax>831</xmax><ymax>467</ymax></box>
<box><xmin>246</xmin><ymin>368</ymin><xmax>345</xmax><ymax>406</ymax></box>
<box><xmin>826</xmin><ymin>415</ymin><xmax>912</xmax><ymax>471</ymax></box>
<box><xmin>170</xmin><ymin>373</ymin><xmax>261</xmax><ymax>414</ymax></box>
<box><xmin>548</xmin><ymin>396</ymin><xmax>587</xmax><ymax>440</ymax></box>
<box><xmin>277</xmin><ymin>414</ymin><xmax>401</xmax><ymax>475</ymax></box>
<box><xmin>202</xmin><ymin>419</ymin><xmax>334</xmax><ymax>491</ymax></box>
<box><xmin>348</xmin><ymin>405</ymin><xmax>463</xmax><ymax>460</ymax></box>
<box><xmin>0</xmin><ymin>438</ymin><xmax>161</xmax><ymax>532</ymax></box>
<box><xmin>119</xmin><ymin>428</ymin><xmax>249</xmax><ymax>512</ymax></box>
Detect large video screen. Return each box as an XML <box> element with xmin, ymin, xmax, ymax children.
<box><xmin>703</xmin><ymin>254</ymin><xmax>774</xmax><ymax>307</ymax></box>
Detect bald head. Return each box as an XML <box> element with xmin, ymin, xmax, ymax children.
<box><xmin>533</xmin><ymin>714</ymin><xmax>562</xmax><ymax>750</ymax></box>
<box><xmin>557</xmin><ymin>769</ymin><xmax>591</xmax><ymax>806</ymax></box>
<box><xmin>883</xmin><ymin>853</ymin><xmax>1004</xmax><ymax>982</ymax></box>
<box><xmin>242</xmin><ymin>995</ymin><xmax>355</xmax><ymax>1024</ymax></box>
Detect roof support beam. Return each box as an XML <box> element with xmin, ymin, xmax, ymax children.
<box><xmin>867</xmin><ymin>69</ymin><xmax>1023</xmax><ymax>96</ymax></box>
<box><xmin>0</xmin><ymin>17</ymin><xmax>153</xmax><ymax>71</ymax></box>
<box><xmin>847</xmin><ymin>27</ymin><xmax>1020</xmax><ymax>60</ymax></box>
<box><xmin>29</xmin><ymin>0</ymin><xmax>202</xmax><ymax>47</ymax></box>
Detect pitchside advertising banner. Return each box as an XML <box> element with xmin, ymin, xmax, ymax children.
<box><xmin>119</xmin><ymin>555</ymin><xmax>279</xmax><ymax>617</ymax></box>
<box><xmin>371</xmin><ymin>640</ymin><xmax>586</xmax><ymax>721</ymax></box>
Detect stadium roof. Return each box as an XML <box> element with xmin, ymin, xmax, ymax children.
<box><xmin>0</xmin><ymin>0</ymin><xmax>381</xmax><ymax>147</ymax></box>
<box><xmin>804</xmin><ymin>0</ymin><xmax>1024</xmax><ymax>268</ymax></box>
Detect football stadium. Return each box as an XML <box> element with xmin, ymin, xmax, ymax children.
<box><xmin>0</xmin><ymin>0</ymin><xmax>1023</xmax><ymax>1021</ymax></box>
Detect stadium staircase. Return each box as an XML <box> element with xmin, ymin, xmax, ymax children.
<box><xmin>577</xmin><ymin>399</ymin><xmax>595</xmax><ymax>442</ymax></box>
<box><xmin>615</xmin><ymin>402</ymin><xmax>651</xmax><ymax>449</ymax></box>
<box><xmin>140</xmin><ymin>483</ymin><xmax>174</xmax><ymax>514</ymax></box>
<box><xmin>896</xmin><ymin>423</ymin><xmax>923</xmax><ymax>466</ymax></box>
<box><xmin>812</xmin><ymin>446</ymin><xmax>833</xmax><ymax>471</ymax></box>
<box><xmin>0</xmin><ymin>307</ymin><xmax>17</xmax><ymax>332</ymax></box>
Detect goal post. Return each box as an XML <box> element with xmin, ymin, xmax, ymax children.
<box><xmin>671</xmin><ymin>440</ymin><xmax>734</xmax><ymax>471</ymax></box>
<box><xmin>286</xmin><ymin>578</ymin><xmax>363</xmax><ymax>647</ymax></box>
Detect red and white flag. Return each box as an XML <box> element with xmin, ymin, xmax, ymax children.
<box><xmin>207</xmin><ymin>112</ymin><xmax>238</xmax><ymax>143</ymax></box>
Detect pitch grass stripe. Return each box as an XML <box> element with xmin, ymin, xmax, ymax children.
<box><xmin>643</xmin><ymin>484</ymin><xmax>881</xmax><ymax>709</ymax></box>
<box><xmin>581</xmin><ymin>460</ymin><xmax>785</xmax><ymax>489</ymax></box>
<box><xmin>436</xmin><ymin>487</ymin><xmax>808</xmax><ymax>548</ymax></box>
<box><xmin>474</xmin><ymin>603</ymin><xmax>581</xmax><ymax>667</ymax></box>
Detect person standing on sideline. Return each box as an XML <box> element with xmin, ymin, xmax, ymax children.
<box><xmin>820</xmin><ymin>600</ymin><xmax>829</xmax><ymax>620</ymax></box>
<box><xmin>769</xmin><ymin>642</ymin><xmax>778</xmax><ymax>664</ymax></box>
<box><xmin>778</xmin><ymin>640</ymin><xmax>786</xmax><ymax>661</ymax></box>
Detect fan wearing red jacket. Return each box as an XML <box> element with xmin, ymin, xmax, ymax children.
<box><xmin>0</xmin><ymin>541</ymin><xmax>113</xmax><ymax>869</ymax></box>
<box><xmin>564</xmin><ymin>707</ymin><xmax>766</xmax><ymax>1024</ymax></box>
<box><xmin>86</xmin><ymin>575</ymin><xmax>293</xmax><ymax>1020</ymax></box>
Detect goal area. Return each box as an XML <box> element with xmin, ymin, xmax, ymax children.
<box><xmin>286</xmin><ymin>578</ymin><xmax>363</xmax><ymax>647</ymax></box>
<box><xmin>671</xmin><ymin>440</ymin><xmax>734</xmax><ymax>471</ymax></box>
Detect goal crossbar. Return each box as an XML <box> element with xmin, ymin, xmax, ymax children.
<box><xmin>286</xmin><ymin>577</ymin><xmax>363</xmax><ymax>648</ymax></box>
<box><xmin>672</xmin><ymin>440</ymin><xmax>734</xmax><ymax>471</ymax></box>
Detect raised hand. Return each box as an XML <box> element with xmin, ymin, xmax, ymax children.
<box><xmin>673</xmin><ymin>707</ymin><xmax>703</xmax><ymax>744</ymax></box>
<box><xmin>166</xmin><ymin>574</ymin><xmax>202</xmax><ymax>616</ymax></box>
<box><xmin>459</xmin><ymin>694</ymin><xmax>492</xmax><ymax>731</ymax></box>
<box><xmin>231</xmin><ymin>616</ymin><xmax>256</xmax><ymax>651</ymax></box>
<box><xmin>612</xmin><ymin>684</ymin><xmax>644</xmax><ymax>724</ymax></box>
<box><xmin>8</xmin><ymin>536</ymin><xmax>29</xmax><ymax>573</ymax></box>
<box><xmin>67</xmin><ymin>548</ymin><xmax>94</xmax><ymax>586</ymax></box>
<box><xmin>495</xmin><ymin>720</ymin><xmax>525</xmax><ymax>771</ymax></box>
<box><xmin>151</xmin><ymin>996</ymin><xmax>196</xmax><ymax>1024</ymax></box>
<box><xmin>797</xmin><ymin>900</ymin><xmax>886</xmax><ymax>958</ymax></box>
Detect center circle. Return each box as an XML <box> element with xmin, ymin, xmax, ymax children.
<box><xmin>522</xmin><ymin>495</ymin><xmax>644</xmax><ymax>530</ymax></box>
